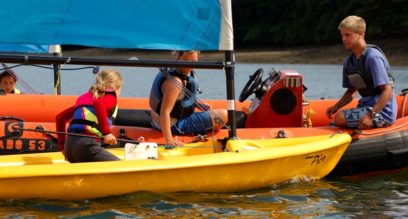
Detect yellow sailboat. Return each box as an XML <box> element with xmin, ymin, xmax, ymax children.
<box><xmin>0</xmin><ymin>134</ymin><xmax>350</xmax><ymax>200</ymax></box>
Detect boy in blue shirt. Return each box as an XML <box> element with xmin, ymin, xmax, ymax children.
<box><xmin>326</xmin><ymin>15</ymin><xmax>397</xmax><ymax>129</ymax></box>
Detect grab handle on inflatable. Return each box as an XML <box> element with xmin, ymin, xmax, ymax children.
<box><xmin>0</xmin><ymin>131</ymin><xmax>21</xmax><ymax>141</ymax></box>
<box><xmin>0</xmin><ymin>116</ymin><xmax>23</xmax><ymax>122</ymax></box>
<box><xmin>401</xmin><ymin>88</ymin><xmax>408</xmax><ymax>94</ymax></box>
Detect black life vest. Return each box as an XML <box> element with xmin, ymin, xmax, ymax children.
<box><xmin>345</xmin><ymin>44</ymin><xmax>393</xmax><ymax>97</ymax></box>
<box><xmin>149</xmin><ymin>68</ymin><xmax>198</xmax><ymax>119</ymax></box>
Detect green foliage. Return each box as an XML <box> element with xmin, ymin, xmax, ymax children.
<box><xmin>232</xmin><ymin>0</ymin><xmax>408</xmax><ymax>47</ymax></box>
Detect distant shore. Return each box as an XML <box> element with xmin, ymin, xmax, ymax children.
<box><xmin>64</xmin><ymin>38</ymin><xmax>408</xmax><ymax>66</ymax></box>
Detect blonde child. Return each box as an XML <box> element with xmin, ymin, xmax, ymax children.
<box><xmin>56</xmin><ymin>69</ymin><xmax>123</xmax><ymax>162</ymax></box>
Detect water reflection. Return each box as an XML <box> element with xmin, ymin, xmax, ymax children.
<box><xmin>3</xmin><ymin>170</ymin><xmax>408</xmax><ymax>218</ymax></box>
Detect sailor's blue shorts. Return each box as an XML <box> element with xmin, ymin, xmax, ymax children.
<box><xmin>343</xmin><ymin>107</ymin><xmax>388</xmax><ymax>128</ymax></box>
<box><xmin>171</xmin><ymin>111</ymin><xmax>213</xmax><ymax>135</ymax></box>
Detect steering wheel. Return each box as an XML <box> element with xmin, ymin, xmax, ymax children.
<box><xmin>239</xmin><ymin>68</ymin><xmax>264</xmax><ymax>102</ymax></box>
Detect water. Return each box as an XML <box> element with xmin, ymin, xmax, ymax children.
<box><xmin>2</xmin><ymin>172</ymin><xmax>408</xmax><ymax>218</ymax></box>
<box><xmin>2</xmin><ymin>63</ymin><xmax>408</xmax><ymax>218</ymax></box>
<box><xmin>11</xmin><ymin>63</ymin><xmax>408</xmax><ymax>99</ymax></box>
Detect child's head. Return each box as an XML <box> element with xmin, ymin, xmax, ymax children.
<box><xmin>175</xmin><ymin>51</ymin><xmax>200</xmax><ymax>74</ymax></box>
<box><xmin>0</xmin><ymin>71</ymin><xmax>17</xmax><ymax>94</ymax></box>
<box><xmin>90</xmin><ymin>69</ymin><xmax>123</xmax><ymax>98</ymax></box>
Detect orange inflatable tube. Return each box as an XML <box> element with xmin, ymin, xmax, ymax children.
<box><xmin>0</xmin><ymin>94</ymin><xmax>249</xmax><ymax>123</ymax></box>
<box><xmin>1</xmin><ymin>93</ymin><xmax>408</xmax><ymax>128</ymax></box>
<box><xmin>0</xmin><ymin>119</ymin><xmax>58</xmax><ymax>154</ymax></box>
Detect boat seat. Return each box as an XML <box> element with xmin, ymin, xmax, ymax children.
<box><xmin>115</xmin><ymin>109</ymin><xmax>152</xmax><ymax>128</ymax></box>
<box><xmin>114</xmin><ymin>109</ymin><xmax>247</xmax><ymax>128</ymax></box>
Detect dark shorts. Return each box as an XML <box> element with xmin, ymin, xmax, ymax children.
<box><xmin>64</xmin><ymin>135</ymin><xmax>120</xmax><ymax>163</ymax></box>
<box><xmin>171</xmin><ymin>111</ymin><xmax>213</xmax><ymax>135</ymax></box>
<box><xmin>343</xmin><ymin>107</ymin><xmax>389</xmax><ymax>128</ymax></box>
<box><xmin>152</xmin><ymin>111</ymin><xmax>213</xmax><ymax>135</ymax></box>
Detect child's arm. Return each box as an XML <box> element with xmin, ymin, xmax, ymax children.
<box><xmin>160</xmin><ymin>79</ymin><xmax>184</xmax><ymax>146</ymax></box>
<box><xmin>93</xmin><ymin>93</ymin><xmax>117</xmax><ymax>135</ymax></box>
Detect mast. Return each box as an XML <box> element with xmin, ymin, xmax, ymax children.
<box><xmin>225</xmin><ymin>51</ymin><xmax>237</xmax><ymax>138</ymax></box>
<box><xmin>49</xmin><ymin>45</ymin><xmax>62</xmax><ymax>95</ymax></box>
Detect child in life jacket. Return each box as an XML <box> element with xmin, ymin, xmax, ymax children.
<box><xmin>56</xmin><ymin>69</ymin><xmax>123</xmax><ymax>162</ymax></box>
<box><xmin>0</xmin><ymin>70</ymin><xmax>21</xmax><ymax>94</ymax></box>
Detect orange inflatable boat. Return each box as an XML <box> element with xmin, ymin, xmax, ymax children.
<box><xmin>0</xmin><ymin>117</ymin><xmax>58</xmax><ymax>155</ymax></box>
<box><xmin>1</xmin><ymin>69</ymin><xmax>408</xmax><ymax>176</ymax></box>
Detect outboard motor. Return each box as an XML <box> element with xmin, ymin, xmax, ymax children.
<box><xmin>240</xmin><ymin>68</ymin><xmax>304</xmax><ymax>128</ymax></box>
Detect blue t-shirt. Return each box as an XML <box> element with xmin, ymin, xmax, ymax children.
<box><xmin>342</xmin><ymin>47</ymin><xmax>397</xmax><ymax>124</ymax></box>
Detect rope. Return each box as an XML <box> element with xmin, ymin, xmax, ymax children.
<box><xmin>353</xmin><ymin>120</ymin><xmax>408</xmax><ymax>136</ymax></box>
<box><xmin>329</xmin><ymin>130</ymin><xmax>344</xmax><ymax>138</ymax></box>
<box><xmin>1</xmin><ymin>63</ymin><xmax>38</xmax><ymax>94</ymax></box>
<box><xmin>17</xmin><ymin>127</ymin><xmax>223</xmax><ymax>149</ymax></box>
<box><xmin>0</xmin><ymin>129</ymin><xmax>22</xmax><ymax>140</ymax></box>
<box><xmin>0</xmin><ymin>64</ymin><xmax>98</xmax><ymax>72</ymax></box>
<box><xmin>1</xmin><ymin>63</ymin><xmax>98</xmax><ymax>94</ymax></box>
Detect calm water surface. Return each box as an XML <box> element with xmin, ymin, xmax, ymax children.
<box><xmin>11</xmin><ymin>63</ymin><xmax>408</xmax><ymax>100</ymax></box>
<box><xmin>2</xmin><ymin>63</ymin><xmax>408</xmax><ymax>218</ymax></box>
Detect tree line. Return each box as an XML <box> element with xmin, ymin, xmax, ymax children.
<box><xmin>232</xmin><ymin>0</ymin><xmax>408</xmax><ymax>48</ymax></box>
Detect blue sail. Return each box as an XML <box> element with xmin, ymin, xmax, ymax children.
<box><xmin>0</xmin><ymin>44</ymin><xmax>49</xmax><ymax>53</ymax></box>
<box><xmin>0</xmin><ymin>0</ymin><xmax>233</xmax><ymax>51</ymax></box>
